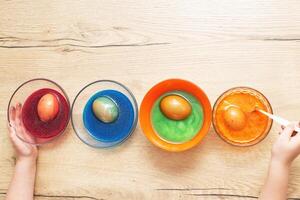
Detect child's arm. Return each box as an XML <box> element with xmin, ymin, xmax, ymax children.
<box><xmin>6</xmin><ymin>103</ymin><xmax>38</xmax><ymax>200</ymax></box>
<box><xmin>260</xmin><ymin>123</ymin><xmax>300</xmax><ymax>200</ymax></box>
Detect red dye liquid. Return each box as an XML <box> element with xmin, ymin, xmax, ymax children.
<box><xmin>22</xmin><ymin>88</ymin><xmax>70</xmax><ymax>139</ymax></box>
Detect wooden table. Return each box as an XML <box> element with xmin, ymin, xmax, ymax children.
<box><xmin>1</xmin><ymin>0</ymin><xmax>300</xmax><ymax>199</ymax></box>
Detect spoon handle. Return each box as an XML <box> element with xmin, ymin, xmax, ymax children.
<box><xmin>257</xmin><ymin>109</ymin><xmax>300</xmax><ymax>133</ymax></box>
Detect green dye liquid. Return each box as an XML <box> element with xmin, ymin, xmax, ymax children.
<box><xmin>151</xmin><ymin>91</ymin><xmax>204</xmax><ymax>143</ymax></box>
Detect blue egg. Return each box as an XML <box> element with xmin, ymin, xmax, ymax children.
<box><xmin>92</xmin><ymin>96</ymin><xmax>119</xmax><ymax>123</ymax></box>
<box><xmin>83</xmin><ymin>90</ymin><xmax>135</xmax><ymax>143</ymax></box>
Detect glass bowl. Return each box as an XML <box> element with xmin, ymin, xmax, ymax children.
<box><xmin>212</xmin><ymin>87</ymin><xmax>273</xmax><ymax>146</ymax></box>
<box><xmin>71</xmin><ymin>80</ymin><xmax>138</xmax><ymax>148</ymax></box>
<box><xmin>7</xmin><ymin>78</ymin><xmax>70</xmax><ymax>145</ymax></box>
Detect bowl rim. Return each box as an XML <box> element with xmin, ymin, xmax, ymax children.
<box><xmin>7</xmin><ymin>78</ymin><xmax>71</xmax><ymax>146</ymax></box>
<box><xmin>212</xmin><ymin>86</ymin><xmax>273</xmax><ymax>147</ymax></box>
<box><xmin>71</xmin><ymin>79</ymin><xmax>138</xmax><ymax>149</ymax></box>
<box><xmin>139</xmin><ymin>78</ymin><xmax>212</xmax><ymax>152</ymax></box>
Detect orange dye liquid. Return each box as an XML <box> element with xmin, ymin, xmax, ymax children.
<box><xmin>215</xmin><ymin>92</ymin><xmax>270</xmax><ymax>144</ymax></box>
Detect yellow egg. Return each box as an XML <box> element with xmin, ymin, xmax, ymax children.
<box><xmin>223</xmin><ymin>106</ymin><xmax>246</xmax><ymax>130</ymax></box>
<box><xmin>160</xmin><ymin>95</ymin><xmax>192</xmax><ymax>120</ymax></box>
<box><xmin>37</xmin><ymin>93</ymin><xmax>59</xmax><ymax>122</ymax></box>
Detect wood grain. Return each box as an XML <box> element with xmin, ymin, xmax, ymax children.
<box><xmin>0</xmin><ymin>0</ymin><xmax>300</xmax><ymax>199</ymax></box>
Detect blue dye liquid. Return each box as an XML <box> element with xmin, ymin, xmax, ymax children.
<box><xmin>83</xmin><ymin>90</ymin><xmax>135</xmax><ymax>143</ymax></box>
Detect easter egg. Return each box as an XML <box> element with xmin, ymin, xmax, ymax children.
<box><xmin>160</xmin><ymin>95</ymin><xmax>192</xmax><ymax>120</ymax></box>
<box><xmin>223</xmin><ymin>106</ymin><xmax>246</xmax><ymax>130</ymax></box>
<box><xmin>37</xmin><ymin>93</ymin><xmax>60</xmax><ymax>122</ymax></box>
<box><xmin>92</xmin><ymin>96</ymin><xmax>119</xmax><ymax>123</ymax></box>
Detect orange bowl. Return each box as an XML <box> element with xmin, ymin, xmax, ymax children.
<box><xmin>139</xmin><ymin>79</ymin><xmax>212</xmax><ymax>152</ymax></box>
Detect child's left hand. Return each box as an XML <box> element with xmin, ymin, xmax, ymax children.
<box><xmin>8</xmin><ymin>103</ymin><xmax>38</xmax><ymax>163</ymax></box>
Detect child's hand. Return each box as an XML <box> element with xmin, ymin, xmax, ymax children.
<box><xmin>271</xmin><ymin>122</ymin><xmax>300</xmax><ymax>167</ymax></box>
<box><xmin>8</xmin><ymin>103</ymin><xmax>38</xmax><ymax>163</ymax></box>
<box><xmin>6</xmin><ymin>103</ymin><xmax>38</xmax><ymax>200</ymax></box>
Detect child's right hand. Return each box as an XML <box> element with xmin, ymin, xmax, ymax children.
<box><xmin>8</xmin><ymin>103</ymin><xmax>38</xmax><ymax>163</ymax></box>
<box><xmin>271</xmin><ymin>122</ymin><xmax>300</xmax><ymax>167</ymax></box>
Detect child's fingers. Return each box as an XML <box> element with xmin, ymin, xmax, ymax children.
<box><xmin>15</xmin><ymin>103</ymin><xmax>22</xmax><ymax>126</ymax></box>
<box><xmin>11</xmin><ymin>103</ymin><xmax>36</xmax><ymax>144</ymax></box>
<box><xmin>15</xmin><ymin>103</ymin><xmax>25</xmax><ymax>129</ymax></box>
<box><xmin>7</xmin><ymin>124</ymin><xmax>23</xmax><ymax>149</ymax></box>
<box><xmin>7</xmin><ymin>123</ymin><xmax>15</xmax><ymax>135</ymax></box>
<box><xmin>7</xmin><ymin>124</ymin><xmax>25</xmax><ymax>148</ymax></box>
<box><xmin>16</xmin><ymin>103</ymin><xmax>22</xmax><ymax>117</ymax></box>
<box><xmin>290</xmin><ymin>122</ymin><xmax>300</xmax><ymax>139</ymax></box>
<box><xmin>290</xmin><ymin>121</ymin><xmax>300</xmax><ymax>136</ymax></box>
<box><xmin>15</xmin><ymin>103</ymin><xmax>36</xmax><ymax>143</ymax></box>
<box><xmin>14</xmin><ymin>103</ymin><xmax>25</xmax><ymax>135</ymax></box>
<box><xmin>279</xmin><ymin>124</ymin><xmax>295</xmax><ymax>142</ymax></box>
<box><xmin>9</xmin><ymin>106</ymin><xmax>16</xmax><ymax>126</ymax></box>
<box><xmin>291</xmin><ymin>128</ymin><xmax>300</xmax><ymax>148</ymax></box>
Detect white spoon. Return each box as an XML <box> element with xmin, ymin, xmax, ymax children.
<box><xmin>256</xmin><ymin>108</ymin><xmax>300</xmax><ymax>133</ymax></box>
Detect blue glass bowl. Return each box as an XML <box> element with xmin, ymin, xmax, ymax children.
<box><xmin>71</xmin><ymin>80</ymin><xmax>138</xmax><ymax>148</ymax></box>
